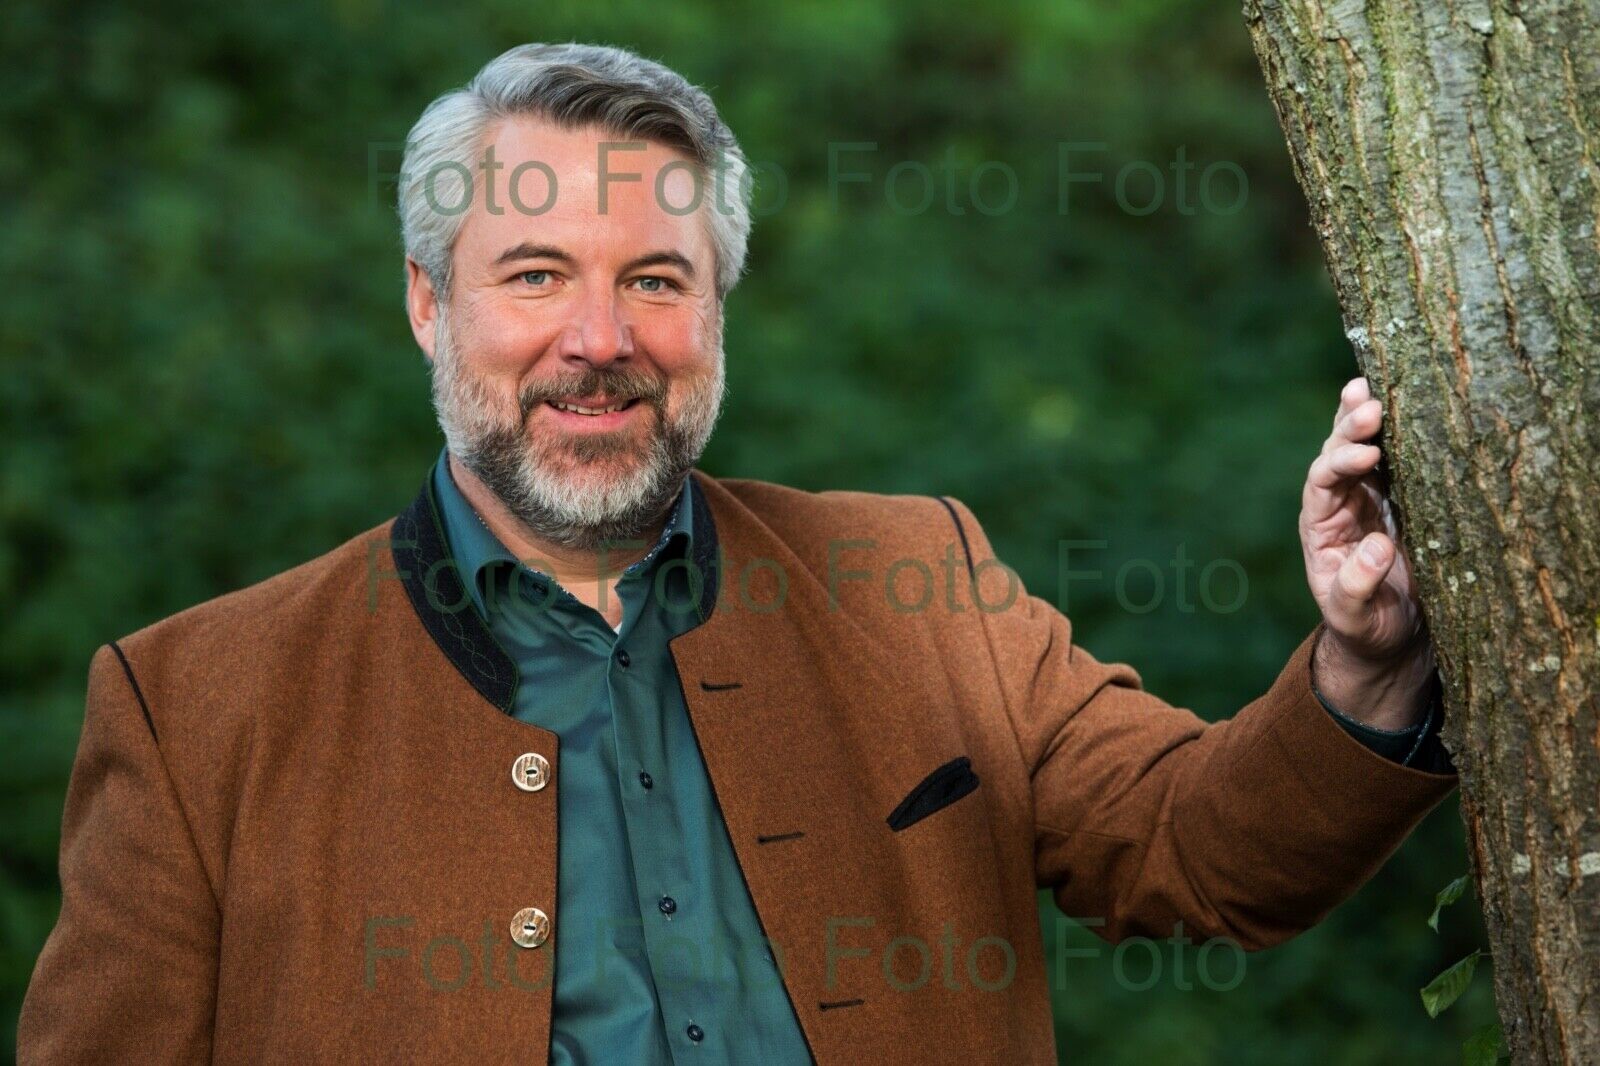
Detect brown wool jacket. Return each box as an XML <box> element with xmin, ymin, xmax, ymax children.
<box><xmin>18</xmin><ymin>469</ymin><xmax>1458</xmax><ymax>1064</ymax></box>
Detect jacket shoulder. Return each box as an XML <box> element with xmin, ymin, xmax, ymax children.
<box><xmin>108</xmin><ymin>514</ymin><xmax>400</xmax><ymax>702</ymax></box>
<box><xmin>708</xmin><ymin>474</ymin><xmax>979</xmax><ymax>560</ymax></box>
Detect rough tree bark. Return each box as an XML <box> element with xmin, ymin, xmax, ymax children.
<box><xmin>1242</xmin><ymin>1</ymin><xmax>1599</xmax><ymax>1062</ymax></box>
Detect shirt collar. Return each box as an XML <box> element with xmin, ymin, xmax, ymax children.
<box><xmin>429</xmin><ymin>447</ymin><xmax>695</xmax><ymax>621</ymax></box>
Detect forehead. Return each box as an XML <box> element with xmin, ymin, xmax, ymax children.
<box><xmin>452</xmin><ymin>115</ymin><xmax>712</xmax><ymax>266</ymax></box>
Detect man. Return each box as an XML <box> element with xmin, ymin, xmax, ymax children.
<box><xmin>19</xmin><ymin>42</ymin><xmax>1455</xmax><ymax>1065</ymax></box>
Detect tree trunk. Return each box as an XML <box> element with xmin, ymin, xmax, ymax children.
<box><xmin>1241</xmin><ymin>1</ymin><xmax>1600</xmax><ymax>1062</ymax></box>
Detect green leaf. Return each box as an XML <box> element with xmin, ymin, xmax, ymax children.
<box><xmin>1421</xmin><ymin>950</ymin><xmax>1483</xmax><ymax>1018</ymax></box>
<box><xmin>1429</xmin><ymin>874</ymin><xmax>1472</xmax><ymax>932</ymax></box>
<box><xmin>1462</xmin><ymin>1022</ymin><xmax>1505</xmax><ymax>1065</ymax></box>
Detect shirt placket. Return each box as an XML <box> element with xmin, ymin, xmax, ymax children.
<box><xmin>606</xmin><ymin>562</ymin><xmax>722</xmax><ymax>1059</ymax></box>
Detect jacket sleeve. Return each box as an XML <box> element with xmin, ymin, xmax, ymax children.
<box><xmin>940</xmin><ymin>496</ymin><xmax>1459</xmax><ymax>952</ymax></box>
<box><xmin>18</xmin><ymin>642</ymin><xmax>219</xmax><ymax>1063</ymax></box>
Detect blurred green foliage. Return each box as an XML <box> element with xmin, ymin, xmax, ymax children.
<box><xmin>1</xmin><ymin>0</ymin><xmax>1495</xmax><ymax>1060</ymax></box>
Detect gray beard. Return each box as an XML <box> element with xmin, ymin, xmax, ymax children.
<box><xmin>427</xmin><ymin>306</ymin><xmax>725</xmax><ymax>552</ymax></box>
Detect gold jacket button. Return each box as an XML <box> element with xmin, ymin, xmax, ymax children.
<box><xmin>511</xmin><ymin>752</ymin><xmax>550</xmax><ymax>792</ymax></box>
<box><xmin>510</xmin><ymin>907</ymin><xmax>550</xmax><ymax>948</ymax></box>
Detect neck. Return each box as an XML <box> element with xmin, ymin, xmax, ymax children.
<box><xmin>446</xmin><ymin>453</ymin><xmax>670</xmax><ymax>624</ymax></box>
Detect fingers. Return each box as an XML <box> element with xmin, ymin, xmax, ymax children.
<box><xmin>1305</xmin><ymin>377</ymin><xmax>1386</xmax><ymax>524</ymax></box>
<box><xmin>1335</xmin><ymin>376</ymin><xmax>1370</xmax><ymax>421</ymax></box>
<box><xmin>1307</xmin><ymin>440</ymin><xmax>1381</xmax><ymax>491</ymax></box>
<box><xmin>1324</xmin><ymin>380</ymin><xmax>1382</xmax><ymax>458</ymax></box>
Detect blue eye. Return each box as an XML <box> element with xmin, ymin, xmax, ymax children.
<box><xmin>520</xmin><ymin>270</ymin><xmax>550</xmax><ymax>286</ymax></box>
<box><xmin>634</xmin><ymin>276</ymin><xmax>674</xmax><ymax>293</ymax></box>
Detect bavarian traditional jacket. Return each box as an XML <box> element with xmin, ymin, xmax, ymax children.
<box><xmin>19</xmin><ymin>468</ymin><xmax>1458</xmax><ymax>1063</ymax></box>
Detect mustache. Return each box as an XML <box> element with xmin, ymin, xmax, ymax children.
<box><xmin>516</xmin><ymin>367</ymin><xmax>669</xmax><ymax>422</ymax></box>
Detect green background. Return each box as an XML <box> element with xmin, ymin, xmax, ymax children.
<box><xmin>1</xmin><ymin>0</ymin><xmax>1496</xmax><ymax>1060</ymax></box>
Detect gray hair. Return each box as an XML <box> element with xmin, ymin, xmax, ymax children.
<box><xmin>399</xmin><ymin>42</ymin><xmax>752</xmax><ymax>300</ymax></box>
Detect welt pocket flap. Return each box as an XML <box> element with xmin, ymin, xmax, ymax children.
<box><xmin>886</xmin><ymin>756</ymin><xmax>980</xmax><ymax>832</ymax></box>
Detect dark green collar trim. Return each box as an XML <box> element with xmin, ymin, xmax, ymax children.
<box><xmin>390</xmin><ymin>467</ymin><xmax>520</xmax><ymax>712</ymax></box>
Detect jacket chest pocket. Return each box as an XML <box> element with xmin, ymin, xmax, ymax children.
<box><xmin>885</xmin><ymin>755</ymin><xmax>981</xmax><ymax>832</ymax></box>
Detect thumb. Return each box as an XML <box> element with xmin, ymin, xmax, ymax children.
<box><xmin>1328</xmin><ymin>533</ymin><xmax>1393</xmax><ymax>625</ymax></box>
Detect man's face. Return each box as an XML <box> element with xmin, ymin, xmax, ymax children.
<box><xmin>408</xmin><ymin>115</ymin><xmax>725</xmax><ymax>550</ymax></box>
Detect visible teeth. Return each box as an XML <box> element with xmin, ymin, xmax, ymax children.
<box><xmin>552</xmin><ymin>400</ymin><xmax>629</xmax><ymax>415</ymax></box>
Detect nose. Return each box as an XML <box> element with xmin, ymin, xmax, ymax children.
<box><xmin>556</xmin><ymin>285</ymin><xmax>635</xmax><ymax>368</ymax></box>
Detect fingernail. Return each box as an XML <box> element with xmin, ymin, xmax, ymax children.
<box><xmin>1360</xmin><ymin>538</ymin><xmax>1385</xmax><ymax>566</ymax></box>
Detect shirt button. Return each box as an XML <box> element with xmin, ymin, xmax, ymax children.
<box><xmin>509</xmin><ymin>906</ymin><xmax>550</xmax><ymax>948</ymax></box>
<box><xmin>615</xmin><ymin>648</ymin><xmax>631</xmax><ymax>668</ymax></box>
<box><xmin>510</xmin><ymin>752</ymin><xmax>551</xmax><ymax>792</ymax></box>
<box><xmin>658</xmin><ymin>895</ymin><xmax>677</xmax><ymax>916</ymax></box>
<box><xmin>638</xmin><ymin>770</ymin><xmax>654</xmax><ymax>789</ymax></box>
<box><xmin>686</xmin><ymin>1024</ymin><xmax>704</xmax><ymax>1043</ymax></box>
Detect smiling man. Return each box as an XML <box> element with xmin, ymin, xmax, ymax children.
<box><xmin>20</xmin><ymin>43</ymin><xmax>1457</xmax><ymax>1065</ymax></box>
<box><xmin>412</xmin><ymin>102</ymin><xmax>730</xmax><ymax>628</ymax></box>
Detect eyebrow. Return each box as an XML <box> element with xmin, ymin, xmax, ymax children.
<box><xmin>493</xmin><ymin>242</ymin><xmax>696</xmax><ymax>280</ymax></box>
<box><xmin>622</xmin><ymin>250</ymin><xmax>696</xmax><ymax>280</ymax></box>
<box><xmin>494</xmin><ymin>242</ymin><xmax>574</xmax><ymax>267</ymax></box>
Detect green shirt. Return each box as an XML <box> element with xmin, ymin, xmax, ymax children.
<box><xmin>430</xmin><ymin>451</ymin><xmax>812</xmax><ymax>1064</ymax></box>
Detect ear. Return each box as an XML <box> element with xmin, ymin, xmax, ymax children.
<box><xmin>405</xmin><ymin>258</ymin><xmax>441</xmax><ymax>362</ymax></box>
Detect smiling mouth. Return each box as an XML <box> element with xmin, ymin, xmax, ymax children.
<box><xmin>545</xmin><ymin>398</ymin><xmax>641</xmax><ymax>416</ymax></box>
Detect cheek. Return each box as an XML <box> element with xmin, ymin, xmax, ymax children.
<box><xmin>637</xmin><ymin>305</ymin><xmax>717</xmax><ymax>374</ymax></box>
<box><xmin>460</xmin><ymin>306</ymin><xmax>561</xmax><ymax>374</ymax></box>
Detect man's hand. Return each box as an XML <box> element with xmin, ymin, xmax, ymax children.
<box><xmin>1299</xmin><ymin>375</ymin><xmax>1435</xmax><ymax>731</ymax></box>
